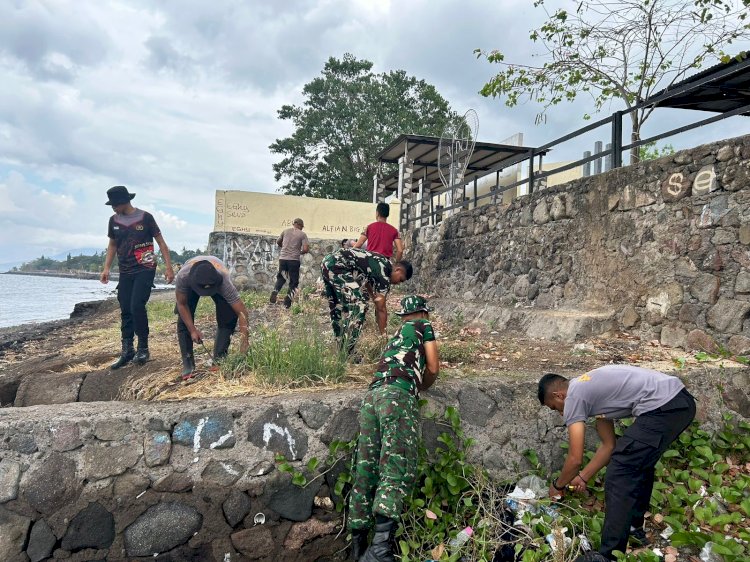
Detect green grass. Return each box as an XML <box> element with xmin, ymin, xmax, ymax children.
<box><xmin>221</xmin><ymin>316</ymin><xmax>347</xmax><ymax>387</ymax></box>
<box><xmin>240</xmin><ymin>290</ymin><xmax>271</xmax><ymax>310</ymax></box>
<box><xmin>439</xmin><ymin>340</ymin><xmax>478</xmax><ymax>364</ymax></box>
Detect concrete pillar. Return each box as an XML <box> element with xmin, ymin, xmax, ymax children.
<box><xmin>594</xmin><ymin>141</ymin><xmax>603</xmax><ymax>175</ymax></box>
<box><xmin>583</xmin><ymin>151</ymin><xmax>592</xmax><ymax>177</ymax></box>
<box><xmin>397</xmin><ymin>156</ymin><xmax>414</xmax><ymax>231</ymax></box>
<box><xmin>604</xmin><ymin>143</ymin><xmax>612</xmax><ymax>171</ymax></box>
<box><xmin>446</xmin><ymin>168</ymin><xmax>465</xmax><ymax>218</ymax></box>
<box><xmin>418</xmin><ymin>178</ymin><xmax>432</xmax><ymax>227</ymax></box>
<box><xmin>372</xmin><ymin>172</ymin><xmax>386</xmax><ymax>203</ymax></box>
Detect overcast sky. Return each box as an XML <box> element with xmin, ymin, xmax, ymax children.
<box><xmin>1</xmin><ymin>0</ymin><xmax>748</xmax><ymax>266</ymax></box>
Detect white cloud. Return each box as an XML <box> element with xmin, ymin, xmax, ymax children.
<box><xmin>148</xmin><ymin>209</ymin><xmax>188</xmax><ymax>231</ymax></box>
<box><xmin>0</xmin><ymin>0</ymin><xmax>748</xmax><ymax>265</ymax></box>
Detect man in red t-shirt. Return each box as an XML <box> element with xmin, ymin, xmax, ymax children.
<box><xmin>353</xmin><ymin>203</ymin><xmax>403</xmax><ymax>262</ymax></box>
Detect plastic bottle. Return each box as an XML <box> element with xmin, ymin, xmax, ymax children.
<box><xmin>448</xmin><ymin>526</ymin><xmax>473</xmax><ymax>548</ymax></box>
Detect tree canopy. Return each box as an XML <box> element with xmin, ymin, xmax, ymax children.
<box><xmin>476</xmin><ymin>0</ymin><xmax>750</xmax><ymax>163</ymax></box>
<box><xmin>270</xmin><ymin>54</ymin><xmax>461</xmax><ymax>201</ymax></box>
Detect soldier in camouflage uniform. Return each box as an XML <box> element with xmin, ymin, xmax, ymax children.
<box><xmin>347</xmin><ymin>295</ymin><xmax>440</xmax><ymax>562</ymax></box>
<box><xmin>320</xmin><ymin>248</ymin><xmax>412</xmax><ymax>355</ymax></box>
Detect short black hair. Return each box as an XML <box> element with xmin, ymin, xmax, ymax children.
<box><xmin>395</xmin><ymin>260</ymin><xmax>413</xmax><ymax>280</ymax></box>
<box><xmin>537</xmin><ymin>373</ymin><xmax>567</xmax><ymax>405</ymax></box>
<box><xmin>341</xmin><ymin>239</ymin><xmax>348</xmax><ymax>247</ymax></box>
<box><xmin>376</xmin><ymin>202</ymin><xmax>390</xmax><ymax>218</ymax></box>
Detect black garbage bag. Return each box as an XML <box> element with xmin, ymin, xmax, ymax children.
<box><xmin>492</xmin><ymin>507</ymin><xmax>521</xmax><ymax>562</ymax></box>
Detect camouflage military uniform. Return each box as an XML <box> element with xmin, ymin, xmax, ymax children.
<box><xmin>348</xmin><ymin>318</ymin><xmax>436</xmax><ymax>530</ymax></box>
<box><xmin>320</xmin><ymin>248</ymin><xmax>392</xmax><ymax>354</ymax></box>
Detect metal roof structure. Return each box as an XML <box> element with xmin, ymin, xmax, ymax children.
<box><xmin>644</xmin><ymin>54</ymin><xmax>750</xmax><ymax>114</ymax></box>
<box><xmin>376</xmin><ymin>134</ymin><xmax>543</xmax><ymax>192</ymax></box>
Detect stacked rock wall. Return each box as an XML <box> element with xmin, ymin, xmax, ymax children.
<box><xmin>406</xmin><ymin>135</ymin><xmax>750</xmax><ymax>351</ymax></box>
<box><xmin>206</xmin><ymin>232</ymin><xmax>342</xmax><ymax>292</ymax></box>
<box><xmin>1</xmin><ymin>371</ymin><xmax>748</xmax><ymax>561</ymax></box>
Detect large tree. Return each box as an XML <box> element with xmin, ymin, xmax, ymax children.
<box><xmin>270</xmin><ymin>54</ymin><xmax>461</xmax><ymax>201</ymax></box>
<box><xmin>476</xmin><ymin>0</ymin><xmax>750</xmax><ymax>163</ymax></box>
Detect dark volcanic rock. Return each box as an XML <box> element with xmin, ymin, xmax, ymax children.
<box><xmin>320</xmin><ymin>408</ymin><xmax>359</xmax><ymax>445</ymax></box>
<box><xmin>23</xmin><ymin>452</ymin><xmax>80</xmax><ymax>514</ymax></box>
<box><xmin>248</xmin><ymin>407</ymin><xmax>308</xmax><ymax>460</ymax></box>
<box><xmin>0</xmin><ymin>459</ymin><xmax>21</xmax><ymax>502</ymax></box>
<box><xmin>458</xmin><ymin>386</ymin><xmax>497</xmax><ymax>427</ymax></box>
<box><xmin>61</xmin><ymin>502</ymin><xmax>115</xmax><ymax>551</ymax></box>
<box><xmin>0</xmin><ymin>506</ymin><xmax>31</xmax><ymax>561</ymax></box>
<box><xmin>298</xmin><ymin>401</ymin><xmax>332</xmax><ymax>429</ymax></box>
<box><xmin>8</xmin><ymin>431</ymin><xmax>37</xmax><ymax>454</ymax></box>
<box><xmin>231</xmin><ymin>526</ymin><xmax>275</xmax><ymax>560</ymax></box>
<box><xmin>78</xmin><ymin>368</ymin><xmax>131</xmax><ymax>402</ymax></box>
<box><xmin>222</xmin><ymin>490</ymin><xmax>252</xmax><ymax>528</ymax></box>
<box><xmin>144</xmin><ymin>431</ymin><xmax>172</xmax><ymax>467</ymax></box>
<box><xmin>151</xmin><ymin>471</ymin><xmax>193</xmax><ymax>493</ymax></box>
<box><xmin>82</xmin><ymin>442</ymin><xmax>142</xmax><ymax>479</ymax></box>
<box><xmin>15</xmin><ymin>371</ymin><xmax>84</xmax><ymax>406</ymax></box>
<box><xmin>201</xmin><ymin>460</ymin><xmax>245</xmax><ymax>487</ymax></box>
<box><xmin>26</xmin><ymin>519</ymin><xmax>57</xmax><ymax>562</ymax></box>
<box><xmin>124</xmin><ymin>501</ymin><xmax>202</xmax><ymax>556</ymax></box>
<box><xmin>172</xmin><ymin>409</ymin><xmax>236</xmax><ymax>450</ymax></box>
<box><xmin>268</xmin><ymin>475</ymin><xmax>322</xmax><ymax>522</ymax></box>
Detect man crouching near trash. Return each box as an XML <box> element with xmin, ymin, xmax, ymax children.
<box><xmin>347</xmin><ymin>296</ymin><xmax>439</xmax><ymax>562</ymax></box>
<box><xmin>537</xmin><ymin>366</ymin><xmax>696</xmax><ymax>561</ymax></box>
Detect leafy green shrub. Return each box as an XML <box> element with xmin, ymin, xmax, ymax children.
<box><xmin>278</xmin><ymin>402</ymin><xmax>750</xmax><ymax>561</ymax></box>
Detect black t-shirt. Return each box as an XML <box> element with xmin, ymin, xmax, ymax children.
<box><xmin>107</xmin><ymin>209</ymin><xmax>161</xmax><ymax>274</ymax></box>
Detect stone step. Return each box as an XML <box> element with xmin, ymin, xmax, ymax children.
<box><xmin>428</xmin><ymin>298</ymin><xmax>616</xmax><ymax>342</ymax></box>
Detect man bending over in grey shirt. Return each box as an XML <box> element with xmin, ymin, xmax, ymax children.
<box><xmin>538</xmin><ymin>365</ymin><xmax>696</xmax><ymax>561</ymax></box>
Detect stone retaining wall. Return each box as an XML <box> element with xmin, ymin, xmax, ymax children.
<box><xmin>1</xmin><ymin>370</ymin><xmax>747</xmax><ymax>561</ymax></box>
<box><xmin>206</xmin><ymin>232</ymin><xmax>342</xmax><ymax>293</ymax></box>
<box><xmin>406</xmin><ymin>135</ymin><xmax>750</xmax><ymax>350</ymax></box>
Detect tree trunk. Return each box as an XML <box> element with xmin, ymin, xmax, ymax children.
<box><xmin>629</xmin><ymin>121</ymin><xmax>641</xmax><ymax>165</ymax></box>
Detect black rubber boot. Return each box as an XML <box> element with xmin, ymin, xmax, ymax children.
<box><xmin>110</xmin><ymin>338</ymin><xmax>135</xmax><ymax>370</ymax></box>
<box><xmin>270</xmin><ymin>290</ymin><xmax>278</xmax><ymax>304</ymax></box>
<box><xmin>575</xmin><ymin>552</ymin><xmax>610</xmax><ymax>562</ymax></box>
<box><xmin>350</xmin><ymin>529</ymin><xmax>369</xmax><ymax>561</ymax></box>
<box><xmin>213</xmin><ymin>328</ymin><xmax>233</xmax><ymax>361</ymax></box>
<box><xmin>629</xmin><ymin>526</ymin><xmax>650</xmax><ymax>546</ymax></box>
<box><xmin>360</xmin><ymin>520</ymin><xmax>396</xmax><ymax>562</ymax></box>
<box><xmin>133</xmin><ymin>337</ymin><xmax>150</xmax><ymax>365</ymax></box>
<box><xmin>178</xmin><ymin>331</ymin><xmax>196</xmax><ymax>379</ymax></box>
<box><xmin>283</xmin><ymin>294</ymin><xmax>292</xmax><ymax>308</ymax></box>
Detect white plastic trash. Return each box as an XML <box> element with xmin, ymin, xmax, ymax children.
<box><xmin>700</xmin><ymin>542</ymin><xmax>725</xmax><ymax>562</ymax></box>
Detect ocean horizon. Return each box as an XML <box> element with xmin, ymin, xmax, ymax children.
<box><xmin>0</xmin><ymin>273</ymin><xmax>168</xmax><ymax>329</ymax></box>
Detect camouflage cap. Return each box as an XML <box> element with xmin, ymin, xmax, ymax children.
<box><xmin>394</xmin><ymin>295</ymin><xmax>433</xmax><ymax>316</ymax></box>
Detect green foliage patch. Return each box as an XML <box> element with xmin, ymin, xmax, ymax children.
<box><xmin>278</xmin><ymin>406</ymin><xmax>750</xmax><ymax>561</ymax></box>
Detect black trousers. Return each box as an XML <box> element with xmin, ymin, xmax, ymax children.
<box><xmin>273</xmin><ymin>259</ymin><xmax>301</xmax><ymax>296</ymax></box>
<box><xmin>175</xmin><ymin>289</ymin><xmax>238</xmax><ymax>352</ymax></box>
<box><xmin>117</xmin><ymin>269</ymin><xmax>156</xmax><ymax>342</ymax></box>
<box><xmin>599</xmin><ymin>388</ymin><xmax>696</xmax><ymax>559</ymax></box>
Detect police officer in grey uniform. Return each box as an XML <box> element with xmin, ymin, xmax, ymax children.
<box><xmin>537</xmin><ymin>365</ymin><xmax>696</xmax><ymax>561</ymax></box>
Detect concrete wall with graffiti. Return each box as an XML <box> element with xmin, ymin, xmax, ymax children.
<box><xmin>207</xmin><ymin>231</ymin><xmax>341</xmax><ymax>292</ymax></box>
<box><xmin>407</xmin><ymin>134</ymin><xmax>750</xmax><ymax>352</ymax></box>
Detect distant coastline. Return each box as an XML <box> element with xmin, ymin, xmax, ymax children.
<box><xmin>3</xmin><ymin>270</ymin><xmax>117</xmax><ymax>281</ymax></box>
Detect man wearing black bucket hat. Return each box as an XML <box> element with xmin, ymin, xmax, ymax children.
<box><xmin>173</xmin><ymin>255</ymin><xmax>249</xmax><ymax>380</ymax></box>
<box><xmin>101</xmin><ymin>186</ymin><xmax>174</xmax><ymax>369</ymax></box>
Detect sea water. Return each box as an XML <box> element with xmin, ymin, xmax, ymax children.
<box><xmin>0</xmin><ymin>274</ymin><xmax>164</xmax><ymax>328</ymax></box>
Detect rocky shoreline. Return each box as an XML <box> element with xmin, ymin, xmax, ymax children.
<box><xmin>3</xmin><ymin>270</ymin><xmax>115</xmax><ymax>281</ymax></box>
<box><xmin>0</xmin><ymin>298</ymin><xmax>119</xmax><ymax>354</ymax></box>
